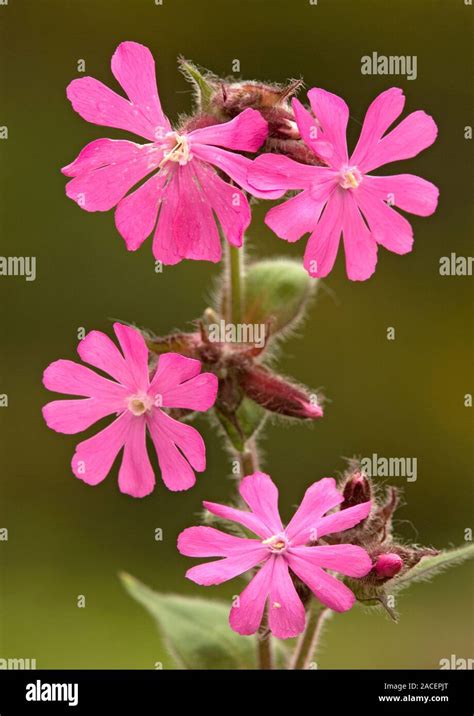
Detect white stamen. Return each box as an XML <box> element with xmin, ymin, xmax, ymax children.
<box><xmin>158</xmin><ymin>132</ymin><xmax>192</xmax><ymax>167</ymax></box>
<box><xmin>339</xmin><ymin>165</ymin><xmax>362</xmax><ymax>190</ymax></box>
<box><xmin>127</xmin><ymin>393</ymin><xmax>153</xmax><ymax>416</ymax></box>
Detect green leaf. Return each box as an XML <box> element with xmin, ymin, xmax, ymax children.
<box><xmin>121</xmin><ymin>573</ymin><xmax>258</xmax><ymax>669</ymax></box>
<box><xmin>214</xmin><ymin>397</ymin><xmax>267</xmax><ymax>452</ymax></box>
<box><xmin>243</xmin><ymin>259</ymin><xmax>314</xmax><ymax>336</ymax></box>
<box><xmin>391</xmin><ymin>543</ymin><xmax>474</xmax><ymax>592</ymax></box>
<box><xmin>178</xmin><ymin>57</ymin><xmax>215</xmax><ymax>112</ymax></box>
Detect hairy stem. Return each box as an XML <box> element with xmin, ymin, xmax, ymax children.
<box><xmin>289</xmin><ymin>605</ymin><xmax>331</xmax><ymax>670</ymax></box>
<box><xmin>241</xmin><ymin>439</ymin><xmax>259</xmax><ymax>476</ymax></box>
<box><xmin>226</xmin><ymin>243</ymin><xmax>272</xmax><ymax>669</ymax></box>
<box><xmin>227</xmin><ymin>244</ymin><xmax>243</xmax><ymax>325</ymax></box>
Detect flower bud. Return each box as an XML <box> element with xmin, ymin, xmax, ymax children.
<box><xmin>146</xmin><ymin>331</ymin><xmax>200</xmax><ymax>357</ymax></box>
<box><xmin>374</xmin><ymin>553</ymin><xmax>403</xmax><ymax>579</ymax></box>
<box><xmin>240</xmin><ymin>365</ymin><xmax>322</xmax><ymax>420</ymax></box>
<box><xmin>243</xmin><ymin>259</ymin><xmax>314</xmax><ymax>336</ymax></box>
<box><xmin>341</xmin><ymin>472</ymin><xmax>372</xmax><ymax>510</ymax></box>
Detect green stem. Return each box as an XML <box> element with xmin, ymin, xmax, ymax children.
<box><xmin>257</xmin><ymin>611</ymin><xmax>273</xmax><ymax>670</ymax></box>
<box><xmin>226</xmin><ymin>243</ymin><xmax>272</xmax><ymax>670</ymax></box>
<box><xmin>228</xmin><ymin>244</ymin><xmax>243</xmax><ymax>325</ymax></box>
<box><xmin>289</xmin><ymin>605</ymin><xmax>331</xmax><ymax>670</ymax></box>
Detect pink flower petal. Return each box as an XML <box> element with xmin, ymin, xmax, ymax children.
<box><xmin>189</xmin><ymin>108</ymin><xmax>268</xmax><ymax>152</ymax></box>
<box><xmin>62</xmin><ymin>138</ymin><xmax>153</xmax><ymax>177</ymax></box>
<box><xmin>42</xmin><ymin>398</ymin><xmax>122</xmax><ymax>435</ymax></box>
<box><xmin>229</xmin><ymin>557</ymin><xmax>273</xmax><ymax>635</ymax></box>
<box><xmin>64</xmin><ymin>142</ymin><xmax>162</xmax><ymax>212</ymax></box>
<box><xmin>342</xmin><ymin>191</ymin><xmax>378</xmax><ymax>281</ymax></box>
<box><xmin>307</xmin><ymin>88</ymin><xmax>349</xmax><ymax>166</ymax></box>
<box><xmin>152</xmin><ymin>167</ymin><xmax>183</xmax><ymax>265</ymax></box>
<box><xmin>117</xmin><ymin>414</ymin><xmax>155</xmax><ymax>498</ymax></box>
<box><xmin>249</xmin><ymin>153</ymin><xmax>333</xmax><ymax>192</ymax></box>
<box><xmin>359</xmin><ymin>110</ymin><xmax>438</xmax><ymax>174</ymax></box>
<box><xmin>192</xmin><ymin>144</ymin><xmax>283</xmax><ymax>199</ymax></box>
<box><xmin>239</xmin><ymin>472</ymin><xmax>283</xmax><ymax>536</ymax></box>
<box><xmin>193</xmin><ymin>161</ymin><xmax>250</xmax><ymax>247</ymax></box>
<box><xmin>287</xmin><ymin>552</ymin><xmax>356</xmax><ymax>612</ymax></box>
<box><xmin>66</xmin><ymin>77</ymin><xmax>161</xmax><ymax>143</ymax></box>
<box><xmin>202</xmin><ymin>501</ymin><xmax>272</xmax><ymax>539</ymax></box>
<box><xmin>286</xmin><ymin>477</ymin><xmax>343</xmax><ymax>546</ymax></box>
<box><xmin>178</xmin><ymin>526</ymin><xmax>261</xmax><ymax>558</ymax></box>
<box><xmin>171</xmin><ymin>163</ymin><xmax>222</xmax><ymax>262</ymax></box>
<box><xmin>147</xmin><ymin>409</ymin><xmax>205</xmax><ymax>491</ymax></box>
<box><xmin>152</xmin><ymin>371</ymin><xmax>217</xmax><ymax>411</ymax></box>
<box><xmin>113</xmin><ymin>323</ymin><xmax>149</xmax><ymax>392</ymax></box>
<box><xmin>77</xmin><ymin>330</ymin><xmax>134</xmax><ymax>388</ymax></box>
<box><xmin>185</xmin><ymin>547</ymin><xmax>268</xmax><ymax>586</ymax></box>
<box><xmin>316</xmin><ymin>501</ymin><xmax>372</xmax><ymax>538</ymax></box>
<box><xmin>303</xmin><ymin>188</ymin><xmax>343</xmax><ymax>278</ymax></box>
<box><xmin>115</xmin><ymin>170</ymin><xmax>169</xmax><ymax>251</ymax></box>
<box><xmin>71</xmin><ymin>411</ymin><xmax>132</xmax><ymax>486</ymax></box>
<box><xmin>362</xmin><ymin>174</ymin><xmax>439</xmax><ymax>217</ymax></box>
<box><xmin>268</xmin><ymin>557</ymin><xmax>306</xmax><ymax>638</ymax></box>
<box><xmin>110</xmin><ymin>41</ymin><xmax>171</xmax><ymax>137</ymax></box>
<box><xmin>43</xmin><ymin>359</ymin><xmax>127</xmax><ymax>400</ymax></box>
<box><xmin>350</xmin><ymin>88</ymin><xmax>406</xmax><ymax>169</ymax></box>
<box><xmin>357</xmin><ymin>186</ymin><xmax>414</xmax><ymax>255</ymax></box>
<box><xmin>264</xmin><ymin>192</ymin><xmax>314</xmax><ymax>243</ymax></box>
<box><xmin>150</xmin><ymin>352</ymin><xmax>202</xmax><ymax>390</ymax></box>
<box><xmin>291</xmin><ymin>98</ymin><xmax>334</xmax><ymax>161</ymax></box>
<box><xmin>290</xmin><ymin>544</ymin><xmax>372</xmax><ymax>578</ymax></box>
<box><xmin>265</xmin><ymin>181</ymin><xmax>335</xmax><ymax>243</ymax></box>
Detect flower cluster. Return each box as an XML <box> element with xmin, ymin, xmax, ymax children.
<box><xmin>40</xmin><ymin>41</ymin><xmax>450</xmax><ymax>658</ymax></box>
<box><xmin>63</xmin><ymin>41</ymin><xmax>438</xmax><ymax>281</ymax></box>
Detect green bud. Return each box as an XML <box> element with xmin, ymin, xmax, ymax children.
<box><xmin>243</xmin><ymin>259</ymin><xmax>315</xmax><ymax>336</ymax></box>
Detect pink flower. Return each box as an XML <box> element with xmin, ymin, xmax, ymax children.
<box><xmin>42</xmin><ymin>323</ymin><xmax>218</xmax><ymax>498</ymax></box>
<box><xmin>249</xmin><ymin>87</ymin><xmax>439</xmax><ymax>281</ymax></box>
<box><xmin>62</xmin><ymin>41</ymin><xmax>278</xmax><ymax>264</ymax></box>
<box><xmin>178</xmin><ymin>472</ymin><xmax>372</xmax><ymax>638</ymax></box>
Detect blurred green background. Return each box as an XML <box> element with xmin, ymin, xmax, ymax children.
<box><xmin>0</xmin><ymin>0</ymin><xmax>472</xmax><ymax>669</ymax></box>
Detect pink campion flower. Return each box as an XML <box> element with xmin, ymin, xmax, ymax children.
<box><xmin>42</xmin><ymin>323</ymin><xmax>218</xmax><ymax>498</ymax></box>
<box><xmin>249</xmin><ymin>87</ymin><xmax>439</xmax><ymax>281</ymax></box>
<box><xmin>62</xmin><ymin>41</ymin><xmax>278</xmax><ymax>264</ymax></box>
<box><xmin>178</xmin><ymin>472</ymin><xmax>372</xmax><ymax>639</ymax></box>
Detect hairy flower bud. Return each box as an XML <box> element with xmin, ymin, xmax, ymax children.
<box><xmin>240</xmin><ymin>365</ymin><xmax>322</xmax><ymax>420</ymax></box>
<box><xmin>341</xmin><ymin>472</ymin><xmax>372</xmax><ymax>510</ymax></box>
<box><xmin>374</xmin><ymin>553</ymin><xmax>403</xmax><ymax>579</ymax></box>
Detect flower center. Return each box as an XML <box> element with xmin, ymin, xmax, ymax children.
<box><xmin>127</xmin><ymin>393</ymin><xmax>153</xmax><ymax>416</ymax></box>
<box><xmin>262</xmin><ymin>532</ymin><xmax>289</xmax><ymax>554</ymax></box>
<box><xmin>339</xmin><ymin>165</ymin><xmax>362</xmax><ymax>190</ymax></box>
<box><xmin>159</xmin><ymin>132</ymin><xmax>192</xmax><ymax>167</ymax></box>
